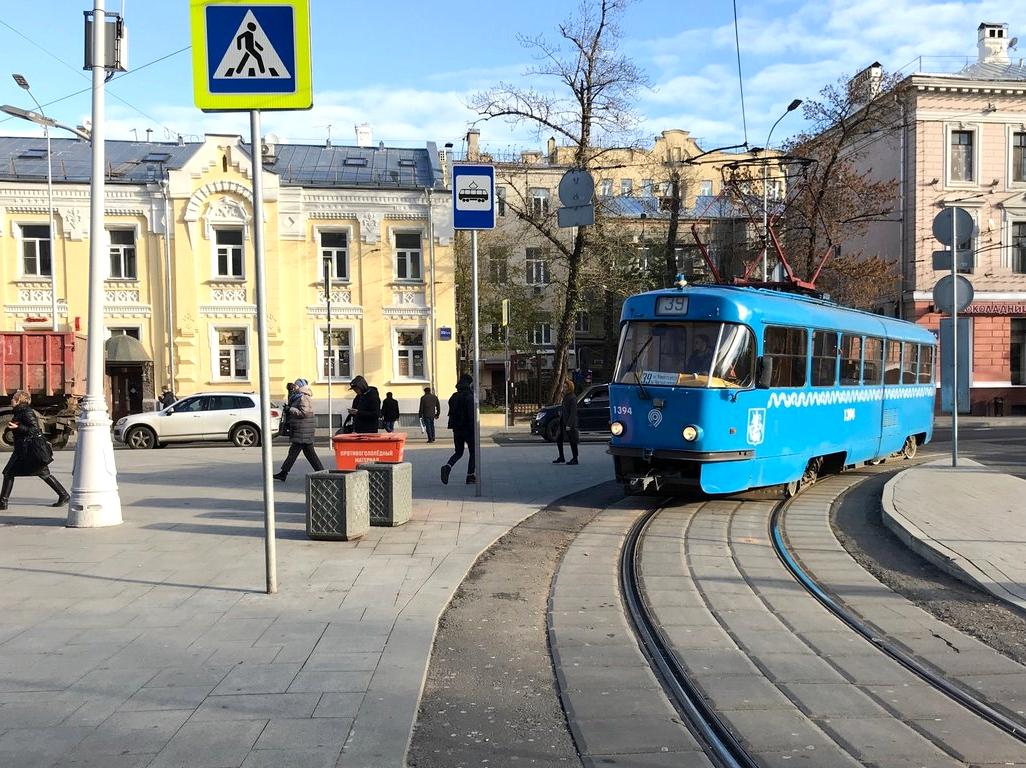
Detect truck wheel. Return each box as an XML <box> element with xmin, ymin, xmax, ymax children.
<box><xmin>230</xmin><ymin>423</ymin><xmax>260</xmax><ymax>447</ymax></box>
<box><xmin>544</xmin><ymin>420</ymin><xmax>560</xmax><ymax>443</ymax></box>
<box><xmin>126</xmin><ymin>426</ymin><xmax>157</xmax><ymax>450</ymax></box>
<box><xmin>0</xmin><ymin>415</ymin><xmax>14</xmax><ymax>452</ymax></box>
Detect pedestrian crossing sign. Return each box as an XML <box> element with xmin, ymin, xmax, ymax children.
<box><xmin>191</xmin><ymin>0</ymin><xmax>312</xmax><ymax>112</ymax></box>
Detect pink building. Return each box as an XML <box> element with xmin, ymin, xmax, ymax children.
<box><xmin>845</xmin><ymin>22</ymin><xmax>1026</xmax><ymax>415</ymax></box>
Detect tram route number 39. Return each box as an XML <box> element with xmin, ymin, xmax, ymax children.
<box><xmin>614</xmin><ymin>405</ymin><xmax>633</xmax><ymax>416</ymax></box>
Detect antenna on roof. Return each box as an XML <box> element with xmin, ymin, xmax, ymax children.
<box><xmin>325</xmin><ymin>124</ymin><xmax>331</xmax><ymax>148</ymax></box>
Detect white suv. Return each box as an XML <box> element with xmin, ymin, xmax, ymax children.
<box><xmin>114</xmin><ymin>392</ymin><xmax>281</xmax><ymax>449</ymax></box>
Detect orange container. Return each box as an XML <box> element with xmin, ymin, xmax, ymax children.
<box><xmin>332</xmin><ymin>432</ymin><xmax>407</xmax><ymax>470</ymax></box>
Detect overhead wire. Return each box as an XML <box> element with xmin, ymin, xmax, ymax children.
<box><xmin>732</xmin><ymin>0</ymin><xmax>749</xmax><ymax>146</ymax></box>
<box><xmin>0</xmin><ymin>18</ymin><xmax>189</xmax><ymax>137</ymax></box>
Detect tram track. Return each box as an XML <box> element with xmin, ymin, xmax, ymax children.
<box><xmin>620</xmin><ymin>471</ymin><xmax>1026</xmax><ymax>766</ymax></box>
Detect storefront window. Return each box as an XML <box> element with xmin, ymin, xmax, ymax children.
<box><xmin>1012</xmin><ymin>318</ymin><xmax>1026</xmax><ymax>385</ymax></box>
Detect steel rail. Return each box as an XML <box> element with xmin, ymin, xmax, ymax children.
<box><xmin>770</xmin><ymin>497</ymin><xmax>1026</xmax><ymax>745</ymax></box>
<box><xmin>620</xmin><ymin>506</ymin><xmax>760</xmax><ymax>768</ymax></box>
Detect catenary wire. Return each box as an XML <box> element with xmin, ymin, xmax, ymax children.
<box><xmin>732</xmin><ymin>0</ymin><xmax>749</xmax><ymax>146</ymax></box>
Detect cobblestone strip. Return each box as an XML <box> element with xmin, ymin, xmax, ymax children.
<box><xmin>785</xmin><ymin>472</ymin><xmax>1026</xmax><ymax>744</ymax></box>
<box><xmin>549</xmin><ymin>499</ymin><xmax>714</xmax><ymax>768</ymax></box>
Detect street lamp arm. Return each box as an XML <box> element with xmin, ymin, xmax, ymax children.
<box><xmin>1</xmin><ymin>105</ymin><xmax>91</xmax><ymax>141</ymax></box>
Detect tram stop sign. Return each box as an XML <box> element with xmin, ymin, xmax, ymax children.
<box><xmin>932</xmin><ymin>274</ymin><xmax>974</xmax><ymax>315</ymax></box>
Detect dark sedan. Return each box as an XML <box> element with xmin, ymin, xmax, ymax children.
<box><xmin>530</xmin><ymin>384</ymin><xmax>610</xmax><ymax>442</ymax></box>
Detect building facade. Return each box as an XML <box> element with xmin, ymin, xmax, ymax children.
<box><xmin>0</xmin><ymin>133</ymin><xmax>456</xmax><ymax>422</ymax></box>
<box><xmin>840</xmin><ymin>22</ymin><xmax>1026</xmax><ymax>414</ymax></box>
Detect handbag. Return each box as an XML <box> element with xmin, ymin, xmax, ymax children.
<box><xmin>340</xmin><ymin>414</ymin><xmax>355</xmax><ymax>434</ymax></box>
<box><xmin>29</xmin><ymin>433</ymin><xmax>53</xmax><ymax>465</ymax></box>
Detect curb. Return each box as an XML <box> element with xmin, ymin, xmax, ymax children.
<box><xmin>880</xmin><ymin>459</ymin><xmax>1026</xmax><ymax>613</ymax></box>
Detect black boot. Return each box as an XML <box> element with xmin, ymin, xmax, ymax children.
<box><xmin>0</xmin><ymin>475</ymin><xmax>13</xmax><ymax>510</ymax></box>
<box><xmin>42</xmin><ymin>474</ymin><xmax>70</xmax><ymax>507</ymax></box>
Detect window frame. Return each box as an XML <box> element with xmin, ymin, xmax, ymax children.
<box><xmin>496</xmin><ymin>186</ymin><xmax>507</xmax><ymax>217</ymax></box>
<box><xmin>212</xmin><ymin>226</ymin><xmax>245</xmax><ymax>280</ymax></box>
<box><xmin>575</xmin><ymin>311</ymin><xmax>591</xmax><ymax>334</ymax></box>
<box><xmin>945</xmin><ymin>123</ymin><xmax>980</xmax><ymax>187</ymax></box>
<box><xmin>393</xmin><ymin>231</ymin><xmax>423</xmax><ymax>282</ymax></box>
<box><xmin>529</xmin><ymin>188</ymin><xmax>550</xmax><ymax>216</ymax></box>
<box><xmin>698</xmin><ymin>180</ymin><xmax>713</xmax><ymax>197</ymax></box>
<box><xmin>19</xmin><ymin>223</ymin><xmax>52</xmax><ymax>278</ymax></box>
<box><xmin>811</xmin><ymin>330</ymin><xmax>839</xmax><ymax>388</ymax></box>
<box><xmin>107</xmin><ymin>227</ymin><xmax>138</xmax><ymax>281</ymax></box>
<box><xmin>315</xmin><ymin>324</ymin><xmax>354</xmax><ymax>383</ymax></box>
<box><xmin>1010</xmin><ymin>218</ymin><xmax>1026</xmax><ymax>274</ymax></box>
<box><xmin>883</xmin><ymin>339</ymin><xmax>903</xmax><ymax>385</ymax></box>
<box><xmin>317</xmin><ymin>228</ymin><xmax>350</xmax><ymax>283</ymax></box>
<box><xmin>210</xmin><ymin>326</ymin><xmax>250</xmax><ymax>382</ymax></box>
<box><xmin>392</xmin><ymin>327</ymin><xmax>427</xmax><ymax>381</ymax></box>
<box><xmin>530</xmin><ymin>323</ymin><xmax>553</xmax><ymax>346</ymax></box>
<box><xmin>1008</xmin><ymin>126</ymin><xmax>1026</xmax><ymax>187</ymax></box>
<box><xmin>762</xmin><ymin>325</ymin><xmax>808</xmax><ymax>388</ymax></box>
<box><xmin>619</xmin><ymin>178</ymin><xmax>633</xmax><ymax>196</ymax></box>
<box><xmin>525</xmin><ymin>247</ymin><xmax>550</xmax><ymax>285</ymax></box>
<box><xmin>918</xmin><ymin>343</ymin><xmax>935</xmax><ymax>384</ymax></box>
<box><xmin>900</xmin><ymin>341</ymin><xmax>918</xmax><ymax>384</ymax></box>
<box><xmin>839</xmin><ymin>333</ymin><xmax>863</xmax><ymax>386</ymax></box>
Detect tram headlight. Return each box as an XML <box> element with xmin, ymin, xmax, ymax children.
<box><xmin>681</xmin><ymin>425</ymin><xmax>700</xmax><ymax>442</ymax></box>
<box><xmin>610</xmin><ymin>421</ymin><xmax>624</xmax><ymax>436</ymax></box>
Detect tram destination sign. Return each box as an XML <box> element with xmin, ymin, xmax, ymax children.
<box><xmin>655</xmin><ymin>295</ymin><xmax>689</xmax><ymax>315</ymax></box>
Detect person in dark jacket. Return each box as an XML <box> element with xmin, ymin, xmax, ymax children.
<box><xmin>278</xmin><ymin>382</ymin><xmax>296</xmax><ymax>437</ymax></box>
<box><xmin>348</xmin><ymin>375</ymin><xmax>381</xmax><ymax>434</ymax></box>
<box><xmin>273</xmin><ymin>379</ymin><xmax>324</xmax><ymax>482</ymax></box>
<box><xmin>381</xmin><ymin>392</ymin><xmax>400</xmax><ymax>433</ymax></box>
<box><xmin>1</xmin><ymin>390</ymin><xmax>69</xmax><ymax>509</ymax></box>
<box><xmin>441</xmin><ymin>373</ymin><xmax>476</xmax><ymax>485</ymax></box>
<box><xmin>158</xmin><ymin>385</ymin><xmax>176</xmax><ymax>410</ymax></box>
<box><xmin>553</xmin><ymin>378</ymin><xmax>579</xmax><ymax>465</ymax></box>
<box><xmin>418</xmin><ymin>386</ymin><xmax>440</xmax><ymax>443</ymax></box>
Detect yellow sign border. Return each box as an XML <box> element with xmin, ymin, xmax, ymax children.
<box><xmin>191</xmin><ymin>0</ymin><xmax>313</xmax><ymax>112</ymax></box>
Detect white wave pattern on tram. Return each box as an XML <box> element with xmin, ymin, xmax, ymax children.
<box><xmin>768</xmin><ymin>386</ymin><xmax>934</xmax><ymax>409</ymax></box>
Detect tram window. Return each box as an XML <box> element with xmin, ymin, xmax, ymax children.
<box><xmin>763</xmin><ymin>326</ymin><xmax>807</xmax><ymax>387</ymax></box>
<box><xmin>839</xmin><ymin>334</ymin><xmax>862</xmax><ymax>386</ymax></box>
<box><xmin>863</xmin><ymin>337</ymin><xmax>884</xmax><ymax>385</ymax></box>
<box><xmin>918</xmin><ymin>344</ymin><xmax>935</xmax><ymax>383</ymax></box>
<box><xmin>812</xmin><ymin>331</ymin><xmax>839</xmax><ymax>387</ymax></box>
<box><xmin>884</xmin><ymin>340</ymin><xmax>902</xmax><ymax>384</ymax></box>
<box><xmin>711</xmin><ymin>325</ymin><xmax>756</xmax><ymax>387</ymax></box>
<box><xmin>901</xmin><ymin>342</ymin><xmax>917</xmax><ymax>383</ymax></box>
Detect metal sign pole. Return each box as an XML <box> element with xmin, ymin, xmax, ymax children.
<box><xmin>951</xmin><ymin>211</ymin><xmax>958</xmax><ymax>467</ymax></box>
<box><xmin>471</xmin><ymin>229</ymin><xmax>482</xmax><ymax>496</ymax></box>
<box><xmin>324</xmin><ymin>257</ymin><xmax>332</xmax><ymax>444</ymax></box>
<box><xmin>251</xmin><ymin>109</ymin><xmax>277</xmax><ymax>593</ymax></box>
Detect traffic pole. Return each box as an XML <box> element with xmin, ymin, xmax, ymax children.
<box><xmin>951</xmin><ymin>210</ymin><xmax>958</xmax><ymax>467</ymax></box>
<box><xmin>471</xmin><ymin>229</ymin><xmax>482</xmax><ymax>496</ymax></box>
<box><xmin>250</xmin><ymin>109</ymin><xmax>277</xmax><ymax>593</ymax></box>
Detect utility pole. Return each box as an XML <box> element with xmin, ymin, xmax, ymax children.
<box><xmin>69</xmin><ymin>0</ymin><xmax>122</xmax><ymax>527</ymax></box>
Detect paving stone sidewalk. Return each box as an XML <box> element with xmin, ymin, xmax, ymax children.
<box><xmin>882</xmin><ymin>457</ymin><xmax>1026</xmax><ymax>612</ymax></box>
<box><xmin>0</xmin><ymin>439</ymin><xmax>611</xmax><ymax>768</ymax></box>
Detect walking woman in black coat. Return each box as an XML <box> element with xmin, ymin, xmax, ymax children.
<box><xmin>1</xmin><ymin>390</ymin><xmax>70</xmax><ymax>509</ymax></box>
<box><xmin>553</xmin><ymin>378</ymin><xmax>579</xmax><ymax>465</ymax></box>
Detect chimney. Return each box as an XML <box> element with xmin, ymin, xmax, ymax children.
<box><xmin>978</xmin><ymin>22</ymin><xmax>1011</xmax><ymax>64</ymax></box>
<box><xmin>355</xmin><ymin>123</ymin><xmax>372</xmax><ymax>148</ymax></box>
<box><xmin>145</xmin><ymin>128</ymin><xmax>153</xmax><ymax>142</ymax></box>
<box><xmin>546</xmin><ymin>136</ymin><xmax>556</xmax><ymax>162</ymax></box>
<box><xmin>847</xmin><ymin>62</ymin><xmax>883</xmax><ymax>108</ymax></box>
<box><xmin>466</xmin><ymin>128</ymin><xmax>480</xmax><ymax>161</ymax></box>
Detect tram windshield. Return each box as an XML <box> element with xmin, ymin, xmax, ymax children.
<box><xmin>614</xmin><ymin>321</ymin><xmax>756</xmax><ymax>389</ymax></box>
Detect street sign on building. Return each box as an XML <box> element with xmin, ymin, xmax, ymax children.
<box><xmin>452</xmin><ymin>164</ymin><xmax>495</xmax><ymax>230</ymax></box>
<box><xmin>190</xmin><ymin>0</ymin><xmax>313</xmax><ymax>112</ymax></box>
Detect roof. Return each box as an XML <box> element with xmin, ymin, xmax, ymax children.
<box><xmin>0</xmin><ymin>137</ymin><xmax>201</xmax><ymax>183</ymax></box>
<box><xmin>599</xmin><ymin>194</ymin><xmax>747</xmax><ymax>220</ymax></box>
<box><xmin>954</xmin><ymin>60</ymin><xmax>1026</xmax><ymax>81</ymax></box>
<box><xmin>244</xmin><ymin>141</ymin><xmax>445</xmax><ymax>189</ymax></box>
<box><xmin>0</xmin><ymin>135</ymin><xmax>446</xmax><ymax>190</ymax></box>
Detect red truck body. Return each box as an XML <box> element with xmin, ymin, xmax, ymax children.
<box><xmin>0</xmin><ymin>332</ymin><xmax>87</xmax><ymax>448</ymax></box>
<box><xmin>1</xmin><ymin>332</ymin><xmax>86</xmax><ymax>399</ymax></box>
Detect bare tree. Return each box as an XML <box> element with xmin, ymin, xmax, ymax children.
<box><xmin>775</xmin><ymin>72</ymin><xmax>904</xmax><ymax>307</ymax></box>
<box><xmin>469</xmin><ymin>0</ymin><xmax>648</xmax><ymax>400</ymax></box>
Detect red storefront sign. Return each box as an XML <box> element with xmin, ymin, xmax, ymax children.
<box><xmin>960</xmin><ymin>302</ymin><xmax>1026</xmax><ymax>316</ymax></box>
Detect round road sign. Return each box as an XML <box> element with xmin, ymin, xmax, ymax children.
<box><xmin>932</xmin><ymin>274</ymin><xmax>974</xmax><ymax>314</ymax></box>
<box><xmin>558</xmin><ymin>169</ymin><xmax>595</xmax><ymax>206</ymax></box>
<box><xmin>932</xmin><ymin>207</ymin><xmax>974</xmax><ymax>247</ymax></box>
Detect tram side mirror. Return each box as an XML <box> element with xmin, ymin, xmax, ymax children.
<box><xmin>757</xmin><ymin>357</ymin><xmax>774</xmax><ymax>389</ymax></box>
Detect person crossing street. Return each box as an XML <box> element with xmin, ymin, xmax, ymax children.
<box><xmin>441</xmin><ymin>374</ymin><xmax>475</xmax><ymax>484</ymax></box>
<box><xmin>418</xmin><ymin>386</ymin><xmax>440</xmax><ymax>443</ymax></box>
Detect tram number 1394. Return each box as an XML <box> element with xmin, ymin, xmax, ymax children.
<box><xmin>614</xmin><ymin>406</ymin><xmax>633</xmax><ymax>416</ymax></box>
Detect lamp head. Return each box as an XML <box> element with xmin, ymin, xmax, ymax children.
<box><xmin>787</xmin><ymin>99</ymin><xmax>803</xmax><ymax>112</ymax></box>
<box><xmin>12</xmin><ymin>74</ymin><xmax>29</xmax><ymax>90</ymax></box>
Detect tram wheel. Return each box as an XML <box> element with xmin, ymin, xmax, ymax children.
<box><xmin>786</xmin><ymin>457</ymin><xmax>822</xmax><ymax>498</ymax></box>
<box><xmin>900</xmin><ymin>436</ymin><xmax>918</xmax><ymax>460</ymax></box>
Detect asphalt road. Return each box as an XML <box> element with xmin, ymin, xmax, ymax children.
<box><xmin>930</xmin><ymin>424</ymin><xmax>1026</xmax><ymax>479</ymax></box>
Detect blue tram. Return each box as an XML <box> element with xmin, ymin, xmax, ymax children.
<box><xmin>608</xmin><ymin>285</ymin><xmax>936</xmax><ymax>495</ymax></box>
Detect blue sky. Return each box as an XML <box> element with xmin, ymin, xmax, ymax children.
<box><xmin>1</xmin><ymin>1</ymin><xmax>1025</xmax><ymax>155</ymax></box>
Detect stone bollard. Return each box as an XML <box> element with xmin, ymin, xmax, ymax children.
<box><xmin>358</xmin><ymin>462</ymin><xmax>412</xmax><ymax>527</ymax></box>
<box><xmin>305</xmin><ymin>469</ymin><xmax>369</xmax><ymax>541</ymax></box>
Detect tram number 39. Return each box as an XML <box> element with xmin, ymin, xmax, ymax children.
<box><xmin>843</xmin><ymin>408</ymin><xmax>856</xmax><ymax>422</ymax></box>
<box><xmin>614</xmin><ymin>406</ymin><xmax>633</xmax><ymax>416</ymax></box>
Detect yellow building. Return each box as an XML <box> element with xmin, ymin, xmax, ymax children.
<box><xmin>0</xmin><ymin>133</ymin><xmax>456</xmax><ymax>424</ymax></box>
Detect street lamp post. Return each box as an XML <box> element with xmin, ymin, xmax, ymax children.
<box><xmin>68</xmin><ymin>0</ymin><xmax>122</xmax><ymax>528</ymax></box>
<box><xmin>761</xmin><ymin>98</ymin><xmax>803</xmax><ymax>281</ymax></box>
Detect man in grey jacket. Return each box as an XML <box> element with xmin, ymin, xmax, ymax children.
<box><xmin>273</xmin><ymin>378</ymin><xmax>324</xmax><ymax>481</ymax></box>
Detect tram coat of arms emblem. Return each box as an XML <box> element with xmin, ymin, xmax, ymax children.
<box><xmin>747</xmin><ymin>408</ymin><xmax>766</xmax><ymax>446</ymax></box>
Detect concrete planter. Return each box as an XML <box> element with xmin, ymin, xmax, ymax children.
<box><xmin>358</xmin><ymin>461</ymin><xmax>412</xmax><ymax>527</ymax></box>
<box><xmin>305</xmin><ymin>469</ymin><xmax>369</xmax><ymax>541</ymax></box>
